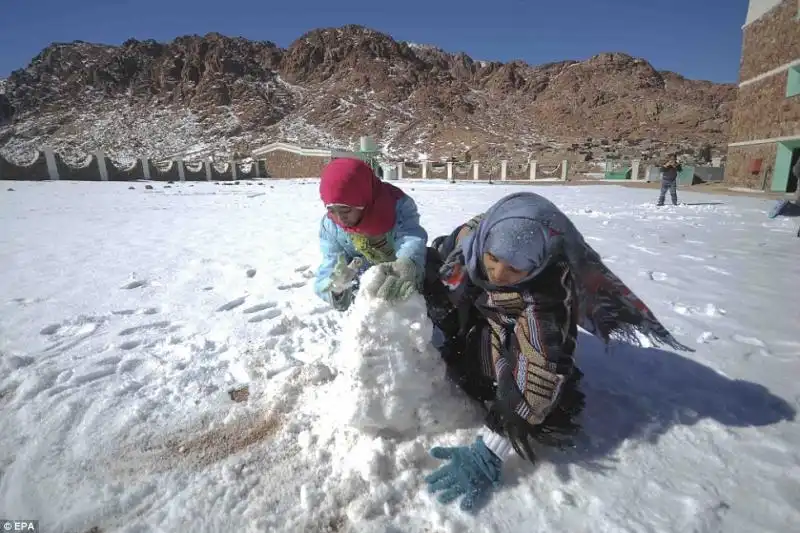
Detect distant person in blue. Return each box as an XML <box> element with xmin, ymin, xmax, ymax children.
<box><xmin>657</xmin><ymin>156</ymin><xmax>682</xmax><ymax>206</ymax></box>
<box><xmin>313</xmin><ymin>157</ymin><xmax>428</xmax><ymax>310</ymax></box>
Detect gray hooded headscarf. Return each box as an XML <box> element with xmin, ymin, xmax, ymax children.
<box><xmin>457</xmin><ymin>192</ymin><xmax>690</xmax><ymax>352</ymax></box>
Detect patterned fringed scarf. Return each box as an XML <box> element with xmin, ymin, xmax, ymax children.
<box><xmin>448</xmin><ymin>192</ymin><xmax>693</xmax><ymax>353</ymax></box>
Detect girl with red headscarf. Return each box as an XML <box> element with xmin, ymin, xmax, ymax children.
<box><xmin>314</xmin><ymin>158</ymin><xmax>429</xmax><ymax>311</ymax></box>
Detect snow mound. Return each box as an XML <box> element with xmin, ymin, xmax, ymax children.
<box><xmin>327</xmin><ymin>266</ymin><xmax>465</xmax><ymax>436</ymax></box>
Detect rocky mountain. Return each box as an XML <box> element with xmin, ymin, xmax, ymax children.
<box><xmin>0</xmin><ymin>25</ymin><xmax>736</xmax><ymax>166</ymax></box>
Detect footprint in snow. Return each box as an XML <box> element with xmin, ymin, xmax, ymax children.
<box><xmin>40</xmin><ymin>324</ymin><xmax>61</xmax><ymax>335</ymax></box>
<box><xmin>118</xmin><ymin>321</ymin><xmax>174</xmax><ymax>337</ymax></box>
<box><xmin>216</xmin><ymin>296</ymin><xmax>247</xmax><ymax>312</ymax></box>
<box><xmin>11</xmin><ymin>297</ymin><xmax>45</xmax><ymax>306</ymax></box>
<box><xmin>119</xmin><ymin>340</ymin><xmax>143</xmax><ymax>351</ymax></box>
<box><xmin>112</xmin><ymin>307</ymin><xmax>160</xmax><ymax>316</ymax></box>
<box><xmin>38</xmin><ymin>316</ymin><xmax>107</xmax><ymax>356</ymax></box>
<box><xmin>277</xmin><ymin>281</ymin><xmax>307</xmax><ymax>291</ymax></box>
<box><xmin>294</xmin><ymin>265</ymin><xmax>317</xmax><ymax>279</ymax></box>
<box><xmin>248</xmin><ymin>309</ymin><xmax>282</xmax><ymax>323</ymax></box>
<box><xmin>121</xmin><ymin>280</ymin><xmax>147</xmax><ymax>290</ymax></box>
<box><xmin>242</xmin><ymin>302</ymin><xmax>278</xmax><ymax>314</ymax></box>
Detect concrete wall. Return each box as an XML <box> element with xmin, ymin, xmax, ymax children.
<box><xmin>55</xmin><ymin>153</ymin><xmax>102</xmax><ymax>181</ymax></box>
<box><xmin>150</xmin><ymin>161</ymin><xmax>180</xmax><ymax>182</ymax></box>
<box><xmin>0</xmin><ymin>151</ymin><xmax>49</xmax><ymax>180</ymax></box>
<box><xmin>210</xmin><ymin>162</ymin><xmax>233</xmax><ymax>181</ymax></box>
<box><xmin>107</xmin><ymin>159</ymin><xmax>146</xmax><ymax>181</ymax></box>
<box><xmin>0</xmin><ymin>150</ymin><xmax>247</xmax><ymax>182</ymax></box>
<box><xmin>184</xmin><ymin>162</ymin><xmax>207</xmax><ymax>182</ymax></box>
<box><xmin>263</xmin><ymin>150</ymin><xmax>329</xmax><ymax>179</ymax></box>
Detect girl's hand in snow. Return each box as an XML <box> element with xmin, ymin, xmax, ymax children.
<box><xmin>424</xmin><ymin>436</ymin><xmax>503</xmax><ymax>512</ymax></box>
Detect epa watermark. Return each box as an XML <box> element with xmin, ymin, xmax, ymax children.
<box><xmin>0</xmin><ymin>521</ymin><xmax>38</xmax><ymax>532</ymax></box>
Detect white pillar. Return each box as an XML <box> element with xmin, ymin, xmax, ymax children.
<box><xmin>529</xmin><ymin>160</ymin><xmax>537</xmax><ymax>181</ymax></box>
<box><xmin>177</xmin><ymin>160</ymin><xmax>186</xmax><ymax>182</ymax></box>
<box><xmin>631</xmin><ymin>159</ymin><xmax>640</xmax><ymax>181</ymax></box>
<box><xmin>141</xmin><ymin>158</ymin><xmax>151</xmax><ymax>180</ymax></box>
<box><xmin>205</xmin><ymin>161</ymin><xmax>212</xmax><ymax>181</ymax></box>
<box><xmin>95</xmin><ymin>152</ymin><xmax>109</xmax><ymax>181</ymax></box>
<box><xmin>447</xmin><ymin>162</ymin><xmax>454</xmax><ymax>181</ymax></box>
<box><xmin>473</xmin><ymin>162</ymin><xmax>480</xmax><ymax>181</ymax></box>
<box><xmin>44</xmin><ymin>148</ymin><xmax>60</xmax><ymax>181</ymax></box>
<box><xmin>561</xmin><ymin>160</ymin><xmax>569</xmax><ymax>181</ymax></box>
<box><xmin>501</xmin><ymin>160</ymin><xmax>508</xmax><ymax>181</ymax></box>
<box><xmin>230</xmin><ymin>159</ymin><xmax>237</xmax><ymax>180</ymax></box>
<box><xmin>397</xmin><ymin>162</ymin><xmax>404</xmax><ymax>180</ymax></box>
<box><xmin>421</xmin><ymin>162</ymin><xmax>428</xmax><ymax>179</ymax></box>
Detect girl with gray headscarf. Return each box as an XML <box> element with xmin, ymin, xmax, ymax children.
<box><xmin>421</xmin><ymin>192</ymin><xmax>691</xmax><ymax>512</ymax></box>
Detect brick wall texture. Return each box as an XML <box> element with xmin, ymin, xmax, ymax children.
<box><xmin>263</xmin><ymin>150</ymin><xmax>330</xmax><ymax>179</ymax></box>
<box><xmin>730</xmin><ymin>73</ymin><xmax>800</xmax><ymax>141</ymax></box>
<box><xmin>725</xmin><ymin>0</ymin><xmax>799</xmax><ymax>188</ymax></box>
<box><xmin>739</xmin><ymin>0</ymin><xmax>800</xmax><ymax>82</ymax></box>
<box><xmin>725</xmin><ymin>143</ymin><xmax>778</xmax><ymax>189</ymax></box>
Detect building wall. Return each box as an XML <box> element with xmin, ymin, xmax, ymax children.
<box><xmin>730</xmin><ymin>73</ymin><xmax>800</xmax><ymax>141</ymax></box>
<box><xmin>744</xmin><ymin>0</ymin><xmax>788</xmax><ymax>28</ymax></box>
<box><xmin>739</xmin><ymin>0</ymin><xmax>800</xmax><ymax>81</ymax></box>
<box><xmin>724</xmin><ymin>143</ymin><xmax>778</xmax><ymax>188</ymax></box>
<box><xmin>263</xmin><ymin>150</ymin><xmax>330</xmax><ymax>179</ymax></box>
<box><xmin>725</xmin><ymin>0</ymin><xmax>800</xmax><ymax>189</ymax></box>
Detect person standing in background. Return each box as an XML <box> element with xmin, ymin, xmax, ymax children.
<box><xmin>656</xmin><ymin>156</ymin><xmax>682</xmax><ymax>206</ymax></box>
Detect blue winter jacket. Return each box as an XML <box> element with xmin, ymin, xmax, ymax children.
<box><xmin>313</xmin><ymin>195</ymin><xmax>428</xmax><ymax>305</ymax></box>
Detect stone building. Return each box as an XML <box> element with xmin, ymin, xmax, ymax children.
<box><xmin>250</xmin><ymin>138</ymin><xmax>377</xmax><ymax>179</ymax></box>
<box><xmin>725</xmin><ymin>0</ymin><xmax>800</xmax><ymax>192</ymax></box>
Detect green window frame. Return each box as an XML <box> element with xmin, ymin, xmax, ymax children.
<box><xmin>787</xmin><ymin>66</ymin><xmax>800</xmax><ymax>98</ymax></box>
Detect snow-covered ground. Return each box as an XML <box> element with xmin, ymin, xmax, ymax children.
<box><xmin>1</xmin><ymin>180</ymin><xmax>799</xmax><ymax>533</ymax></box>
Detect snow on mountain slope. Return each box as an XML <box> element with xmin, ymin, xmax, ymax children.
<box><xmin>0</xmin><ymin>27</ymin><xmax>734</xmax><ymax>166</ymax></box>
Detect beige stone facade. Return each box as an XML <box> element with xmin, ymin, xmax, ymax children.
<box><xmin>262</xmin><ymin>149</ymin><xmax>331</xmax><ymax>179</ymax></box>
<box><xmin>725</xmin><ymin>0</ymin><xmax>800</xmax><ymax>191</ymax></box>
<box><xmin>730</xmin><ymin>74</ymin><xmax>800</xmax><ymax>141</ymax></box>
<box><xmin>739</xmin><ymin>0</ymin><xmax>800</xmax><ymax>81</ymax></box>
<box><xmin>723</xmin><ymin>142</ymin><xmax>777</xmax><ymax>188</ymax></box>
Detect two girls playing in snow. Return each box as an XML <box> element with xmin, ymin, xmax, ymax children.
<box><xmin>313</xmin><ymin>158</ymin><xmax>690</xmax><ymax>512</ymax></box>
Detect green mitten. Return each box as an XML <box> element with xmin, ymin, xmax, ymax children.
<box><xmin>324</xmin><ymin>255</ymin><xmax>364</xmax><ymax>294</ymax></box>
<box><xmin>373</xmin><ymin>258</ymin><xmax>417</xmax><ymax>302</ymax></box>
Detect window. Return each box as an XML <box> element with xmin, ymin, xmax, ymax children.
<box><xmin>787</xmin><ymin>66</ymin><xmax>800</xmax><ymax>98</ymax></box>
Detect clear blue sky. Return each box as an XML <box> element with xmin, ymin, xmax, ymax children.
<box><xmin>1</xmin><ymin>0</ymin><xmax>749</xmax><ymax>83</ymax></box>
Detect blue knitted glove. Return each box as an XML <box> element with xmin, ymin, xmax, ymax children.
<box><xmin>424</xmin><ymin>436</ymin><xmax>503</xmax><ymax>512</ymax></box>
